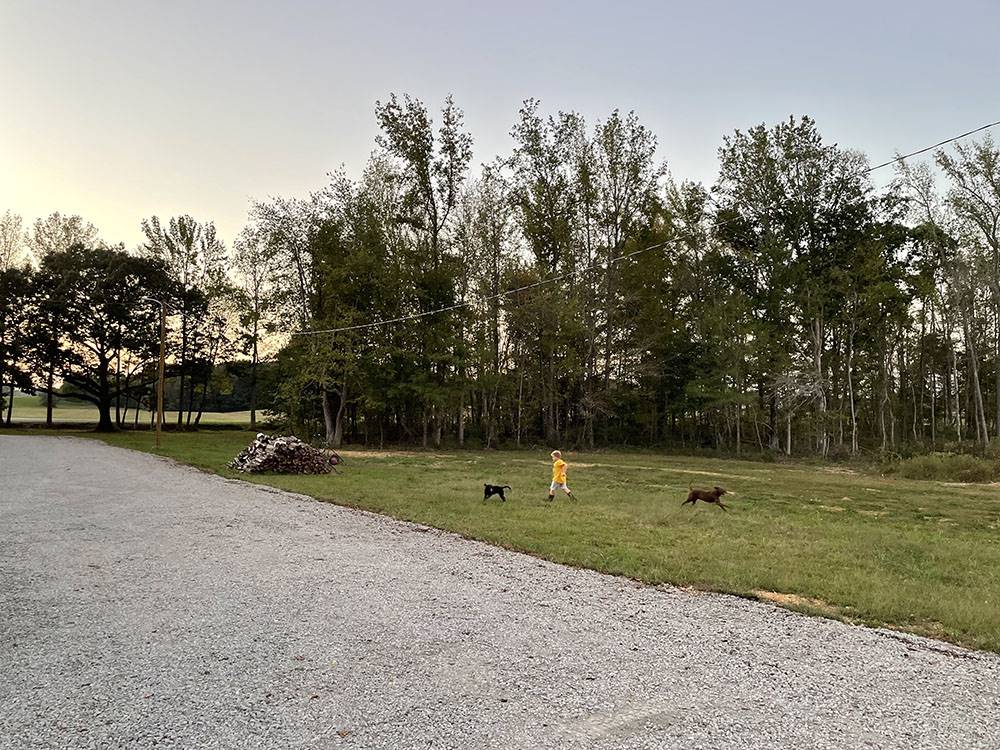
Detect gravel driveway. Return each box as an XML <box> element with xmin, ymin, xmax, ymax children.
<box><xmin>1</xmin><ymin>435</ymin><xmax>998</xmax><ymax>749</ymax></box>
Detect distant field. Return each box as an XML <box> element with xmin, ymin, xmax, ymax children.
<box><xmin>9</xmin><ymin>428</ymin><xmax>993</xmax><ymax>652</ymax></box>
<box><xmin>5</xmin><ymin>395</ymin><xmax>252</xmax><ymax>425</ymax></box>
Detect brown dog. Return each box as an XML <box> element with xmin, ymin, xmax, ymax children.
<box><xmin>682</xmin><ymin>486</ymin><xmax>729</xmax><ymax>511</ymax></box>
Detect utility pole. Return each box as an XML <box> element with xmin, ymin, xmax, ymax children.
<box><xmin>142</xmin><ymin>297</ymin><xmax>167</xmax><ymax>449</ymax></box>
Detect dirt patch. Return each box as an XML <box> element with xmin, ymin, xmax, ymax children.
<box><xmin>669</xmin><ymin>468</ymin><xmax>757</xmax><ymax>480</ymax></box>
<box><xmin>338</xmin><ymin>449</ymin><xmax>421</xmax><ymax>459</ymax></box>
<box><xmin>817</xmin><ymin>505</ymin><xmax>846</xmax><ymax>512</ymax></box>
<box><xmin>338</xmin><ymin>450</ymin><xmax>470</xmax><ymax>460</ymax></box>
<box><xmin>753</xmin><ymin>590</ymin><xmax>842</xmax><ymax>617</ymax></box>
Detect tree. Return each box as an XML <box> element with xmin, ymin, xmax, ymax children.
<box><xmin>0</xmin><ymin>267</ymin><xmax>33</xmax><ymax>423</ymax></box>
<box><xmin>454</xmin><ymin>169</ymin><xmax>517</xmax><ymax>447</ymax></box>
<box><xmin>715</xmin><ymin>115</ymin><xmax>873</xmax><ymax>454</ymax></box>
<box><xmin>0</xmin><ymin>211</ymin><xmax>26</xmax><ymax>271</ymax></box>
<box><xmin>232</xmin><ymin>228</ymin><xmax>281</xmax><ymax>428</ymax></box>
<box><xmin>936</xmin><ymin>137</ymin><xmax>1000</xmax><ymax>435</ymax></box>
<box><xmin>31</xmin><ymin>245</ymin><xmax>172</xmax><ymax>431</ymax></box>
<box><xmin>26</xmin><ymin>212</ymin><xmax>100</xmax><ymax>258</ymax></box>
<box><xmin>374</xmin><ymin>93</ymin><xmax>472</xmax><ymax>447</ymax></box>
<box><xmin>25</xmin><ymin>250</ymin><xmax>74</xmax><ymax>426</ymax></box>
<box><xmin>507</xmin><ymin>101</ymin><xmax>583</xmax><ymax>445</ymax></box>
<box><xmin>141</xmin><ymin>215</ymin><xmax>228</xmax><ymax>426</ymax></box>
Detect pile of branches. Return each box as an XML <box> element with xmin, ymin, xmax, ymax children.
<box><xmin>229</xmin><ymin>433</ymin><xmax>341</xmax><ymax>474</ymax></box>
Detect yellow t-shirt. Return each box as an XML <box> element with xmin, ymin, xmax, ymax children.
<box><xmin>552</xmin><ymin>459</ymin><xmax>567</xmax><ymax>484</ymax></box>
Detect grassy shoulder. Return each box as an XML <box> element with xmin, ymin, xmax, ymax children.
<box><xmin>11</xmin><ymin>428</ymin><xmax>1000</xmax><ymax>652</ymax></box>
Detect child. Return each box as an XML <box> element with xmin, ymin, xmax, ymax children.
<box><xmin>547</xmin><ymin>450</ymin><xmax>575</xmax><ymax>501</ymax></box>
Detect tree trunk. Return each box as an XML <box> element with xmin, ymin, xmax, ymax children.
<box><xmin>195</xmin><ymin>378</ymin><xmax>209</xmax><ymax>427</ymax></box>
<box><xmin>421</xmin><ymin>403</ymin><xmax>429</xmax><ymax>448</ymax></box>
<box><xmin>96</xmin><ymin>361</ymin><xmax>115</xmax><ymax>432</ymax></box>
<box><xmin>950</xmin><ymin>345</ymin><xmax>962</xmax><ymax>441</ymax></box>
<box><xmin>880</xmin><ymin>352</ymin><xmax>889</xmax><ymax>451</ymax></box>
<box><xmin>186</xmin><ymin>376</ymin><xmax>196</xmax><ymax>428</ymax></box>
<box><xmin>250</xmin><ymin>333</ymin><xmax>258</xmax><ymax>429</ymax></box>
<box><xmin>735</xmin><ymin>404</ymin><xmax>741</xmax><ymax>457</ymax></box>
<box><xmin>177</xmin><ymin>312</ymin><xmax>189</xmax><ymax>427</ymax></box>
<box><xmin>121</xmin><ymin>368</ymin><xmax>133</xmax><ymax>426</ymax></box>
<box><xmin>812</xmin><ymin>317</ymin><xmax>827</xmax><ymax>456</ymax></box>
<box><xmin>332</xmin><ymin>382</ymin><xmax>347</xmax><ymax>449</ymax></box>
<box><xmin>847</xmin><ymin>322</ymin><xmax>857</xmax><ymax>454</ymax></box>
<box><xmin>115</xmin><ymin>352</ymin><xmax>122</xmax><ymax>426</ymax></box>
<box><xmin>321</xmin><ymin>389</ymin><xmax>337</xmax><ymax>446</ymax></box>
<box><xmin>46</xmin><ymin>365</ymin><xmax>55</xmax><ymax>427</ymax></box>
<box><xmin>516</xmin><ymin>369</ymin><xmax>524</xmax><ymax>449</ymax></box>
<box><xmin>962</xmin><ymin>304</ymin><xmax>989</xmax><ymax>446</ymax></box>
<box><xmin>995</xmin><ymin>292</ymin><xmax>1000</xmax><ymax>437</ymax></box>
<box><xmin>768</xmin><ymin>388</ymin><xmax>779</xmax><ymax>450</ymax></box>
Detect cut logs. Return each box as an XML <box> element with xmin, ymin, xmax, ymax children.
<box><xmin>229</xmin><ymin>433</ymin><xmax>341</xmax><ymax>474</ymax></box>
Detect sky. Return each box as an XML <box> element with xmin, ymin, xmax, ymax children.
<box><xmin>2</xmin><ymin>0</ymin><xmax>999</xmax><ymax>248</ymax></box>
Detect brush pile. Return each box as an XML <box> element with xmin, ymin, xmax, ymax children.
<box><xmin>229</xmin><ymin>433</ymin><xmax>341</xmax><ymax>474</ymax></box>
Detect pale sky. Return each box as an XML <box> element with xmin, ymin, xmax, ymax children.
<box><xmin>3</xmin><ymin>0</ymin><xmax>999</xmax><ymax>248</ymax></box>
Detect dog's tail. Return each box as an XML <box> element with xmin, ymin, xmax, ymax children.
<box><xmin>503</xmin><ymin>485</ymin><xmax>511</xmax><ymax>489</ymax></box>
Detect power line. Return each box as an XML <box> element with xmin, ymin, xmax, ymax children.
<box><xmin>293</xmin><ymin>117</ymin><xmax>1000</xmax><ymax>337</ymax></box>
<box><xmin>864</xmin><ymin>119</ymin><xmax>1000</xmax><ymax>174</ymax></box>
<box><xmin>293</xmin><ymin>240</ymin><xmax>672</xmax><ymax>335</ymax></box>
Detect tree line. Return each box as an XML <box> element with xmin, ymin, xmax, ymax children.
<box><xmin>2</xmin><ymin>96</ymin><xmax>999</xmax><ymax>457</ymax></box>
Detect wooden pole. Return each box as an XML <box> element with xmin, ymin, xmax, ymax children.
<box><xmin>156</xmin><ymin>302</ymin><xmax>165</xmax><ymax>449</ymax></box>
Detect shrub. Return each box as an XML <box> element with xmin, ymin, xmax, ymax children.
<box><xmin>895</xmin><ymin>452</ymin><xmax>998</xmax><ymax>483</ymax></box>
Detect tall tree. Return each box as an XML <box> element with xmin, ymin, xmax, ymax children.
<box><xmin>375</xmin><ymin>93</ymin><xmax>472</xmax><ymax>446</ymax></box>
<box><xmin>232</xmin><ymin>227</ymin><xmax>281</xmax><ymax>429</ymax></box>
<box><xmin>936</xmin><ymin>136</ymin><xmax>1000</xmax><ymax>434</ymax></box>
<box><xmin>26</xmin><ymin>212</ymin><xmax>100</xmax><ymax>258</ymax></box>
<box><xmin>141</xmin><ymin>215</ymin><xmax>227</xmax><ymax>426</ymax></box>
<box><xmin>0</xmin><ymin>211</ymin><xmax>26</xmax><ymax>271</ymax></box>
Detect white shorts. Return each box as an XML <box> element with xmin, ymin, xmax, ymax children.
<box><xmin>550</xmin><ymin>481</ymin><xmax>570</xmax><ymax>492</ymax></box>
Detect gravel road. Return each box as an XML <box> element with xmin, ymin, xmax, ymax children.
<box><xmin>2</xmin><ymin>435</ymin><xmax>998</xmax><ymax>749</ymax></box>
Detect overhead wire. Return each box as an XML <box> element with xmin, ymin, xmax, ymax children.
<box><xmin>863</xmin><ymin>119</ymin><xmax>1000</xmax><ymax>174</ymax></box>
<box><xmin>292</xmin><ymin>117</ymin><xmax>1000</xmax><ymax>337</ymax></box>
<box><xmin>293</xmin><ymin>240</ymin><xmax>671</xmax><ymax>335</ymax></box>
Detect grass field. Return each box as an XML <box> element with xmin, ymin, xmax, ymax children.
<box><xmin>4</xmin><ymin>395</ymin><xmax>253</xmax><ymax>425</ymax></box>
<box><xmin>7</xmin><ymin>427</ymin><xmax>1000</xmax><ymax>652</ymax></box>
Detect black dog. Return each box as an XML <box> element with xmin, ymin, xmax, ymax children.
<box><xmin>682</xmin><ymin>486</ymin><xmax>729</xmax><ymax>511</ymax></box>
<box><xmin>483</xmin><ymin>484</ymin><xmax>511</xmax><ymax>502</ymax></box>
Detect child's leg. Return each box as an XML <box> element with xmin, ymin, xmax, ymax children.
<box><xmin>547</xmin><ymin>481</ymin><xmax>556</xmax><ymax>501</ymax></box>
<box><xmin>564</xmin><ymin>485</ymin><xmax>574</xmax><ymax>499</ymax></box>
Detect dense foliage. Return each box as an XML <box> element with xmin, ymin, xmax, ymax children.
<box><xmin>2</xmin><ymin>99</ymin><xmax>999</xmax><ymax>455</ymax></box>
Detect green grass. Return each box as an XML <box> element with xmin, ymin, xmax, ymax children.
<box><xmin>8</xmin><ymin>428</ymin><xmax>1000</xmax><ymax>652</ymax></box>
<box><xmin>5</xmin><ymin>394</ymin><xmax>253</xmax><ymax>425</ymax></box>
